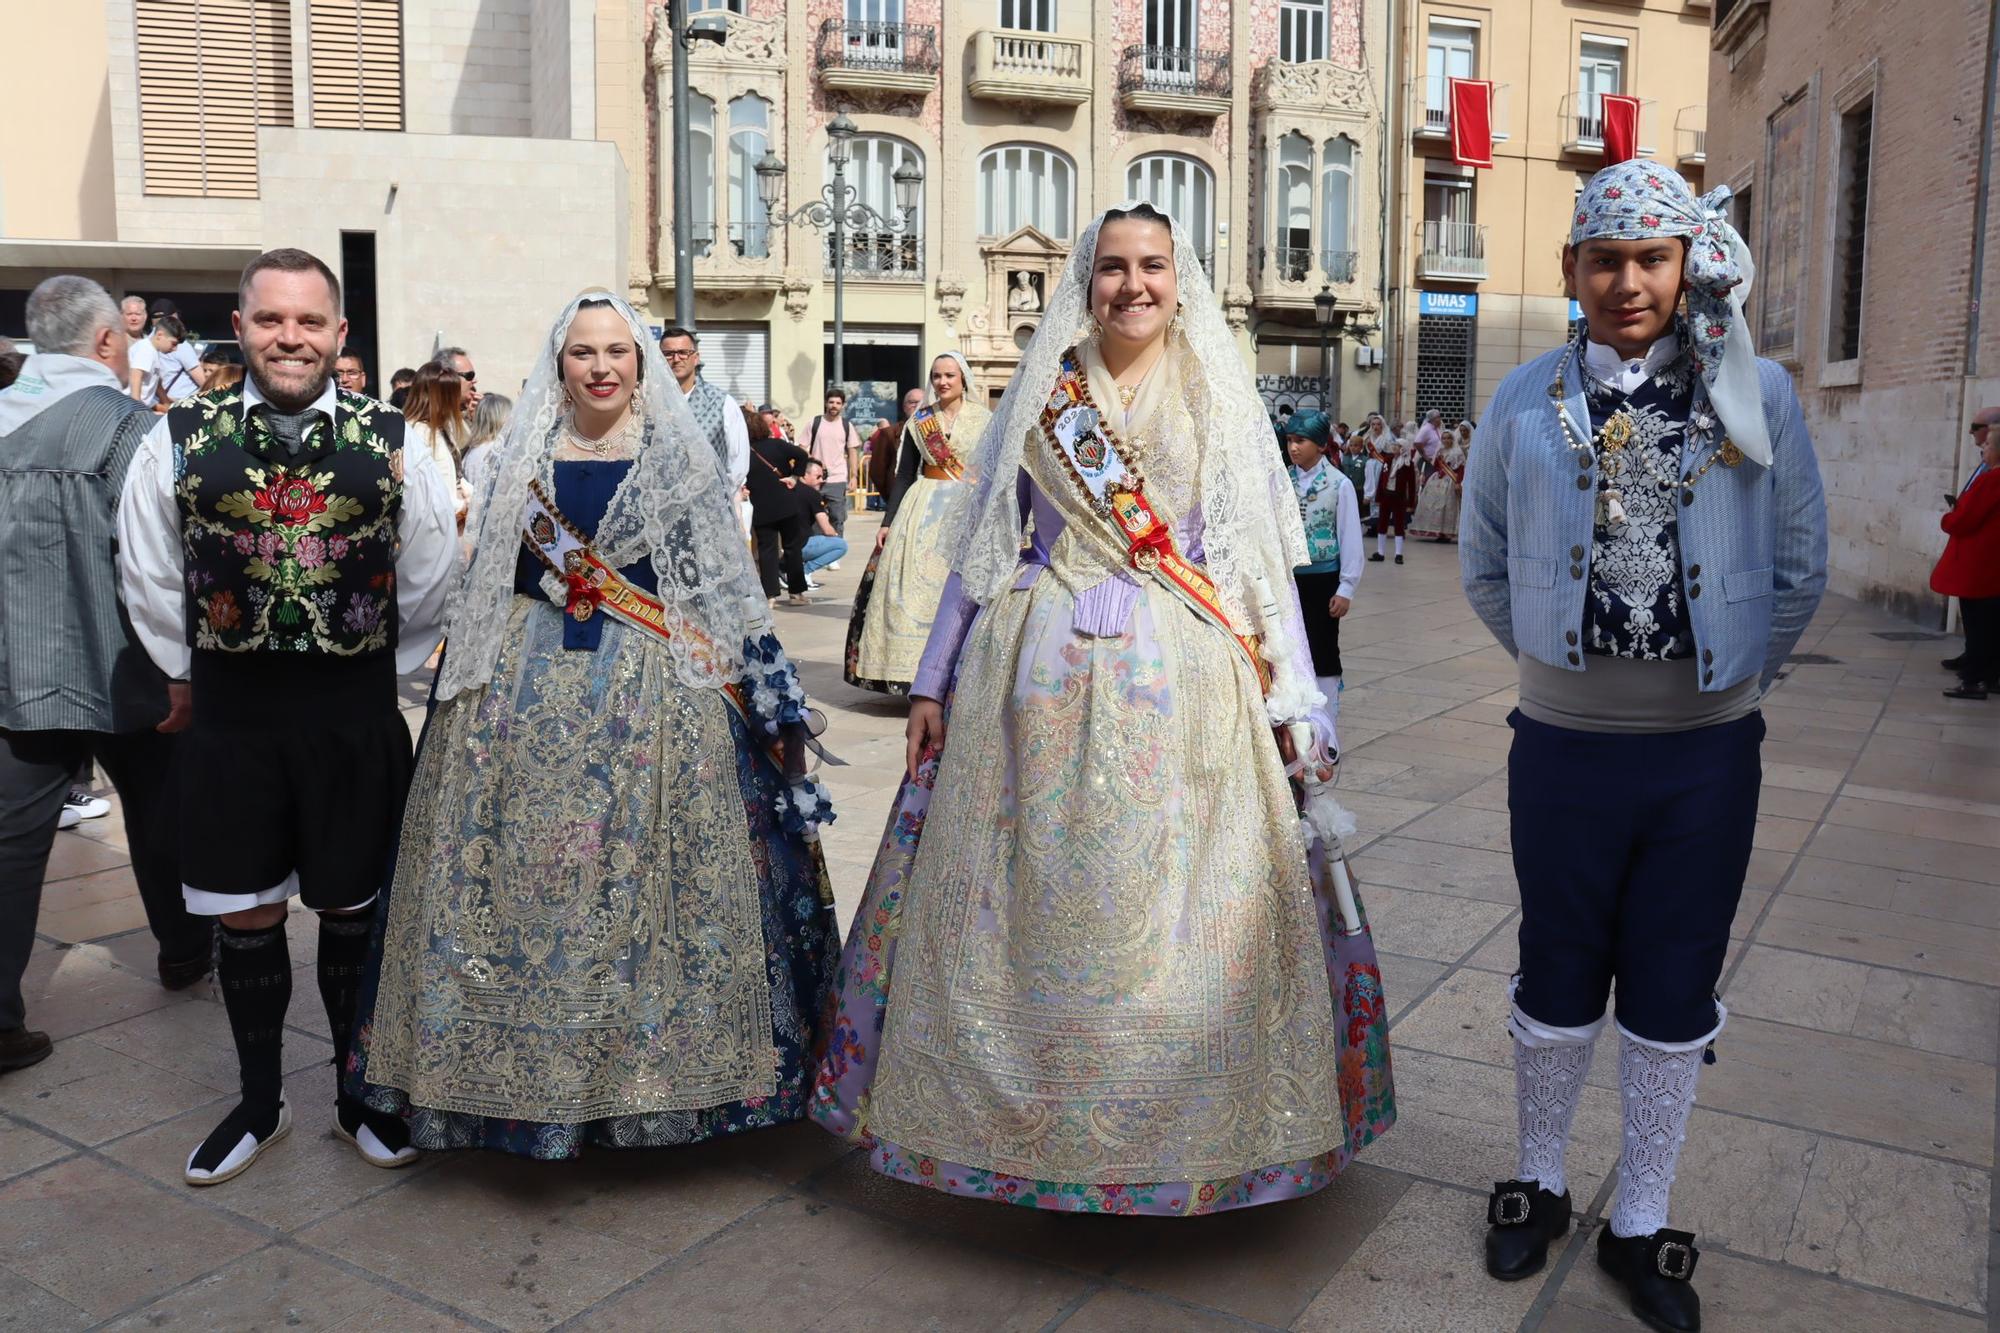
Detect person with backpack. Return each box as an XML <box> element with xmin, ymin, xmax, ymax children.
<box><xmin>802</xmin><ymin>387</ymin><xmax>863</xmax><ymax>541</ymax></box>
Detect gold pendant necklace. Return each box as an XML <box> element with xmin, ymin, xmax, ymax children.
<box><xmin>1117</xmin><ymin>382</ymin><xmax>1139</xmax><ymax>409</ymax></box>
<box><xmin>563</xmin><ymin>410</ymin><xmax>636</xmax><ymax>455</ymax></box>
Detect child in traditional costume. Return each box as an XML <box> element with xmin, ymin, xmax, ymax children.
<box><xmin>1371</xmin><ymin>433</ymin><xmax>1417</xmax><ymax>563</ymax></box>
<box><xmin>1284</xmin><ymin>410</ymin><xmax>1363</xmax><ymax>758</ymax></box>
<box><xmin>1461</xmin><ymin>161</ymin><xmax>1826</xmax><ymax>1332</ymax></box>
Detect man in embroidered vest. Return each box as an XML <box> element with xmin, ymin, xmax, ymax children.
<box><xmin>659</xmin><ymin>326</ymin><xmax>749</xmax><ymax>493</ymax></box>
<box><xmin>0</xmin><ymin>276</ymin><xmax>215</xmax><ymax>1077</ymax></box>
<box><xmin>117</xmin><ymin>248</ymin><xmax>457</xmax><ymax>1186</ymax></box>
<box><xmin>1462</xmin><ymin>163</ymin><xmax>1826</xmax><ymax>1333</ymax></box>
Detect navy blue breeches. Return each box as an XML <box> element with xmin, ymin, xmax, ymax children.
<box><xmin>1507</xmin><ymin>709</ymin><xmax>1764</xmax><ymax>1046</ymax></box>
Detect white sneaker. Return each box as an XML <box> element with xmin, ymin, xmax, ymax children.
<box><xmin>57</xmin><ymin>806</ymin><xmax>82</xmax><ymax>830</ymax></box>
<box><xmin>64</xmin><ymin>788</ymin><xmax>110</xmax><ymax>820</ymax></box>
<box><xmin>805</xmin><ymin>576</ymin><xmax>825</xmax><ymax>590</ymax></box>
<box><xmin>828</xmin><ymin>561</ymin><xmax>842</xmax><ymax>571</ymax></box>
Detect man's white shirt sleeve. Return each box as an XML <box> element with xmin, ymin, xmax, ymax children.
<box><xmin>117</xmin><ymin>415</ymin><xmax>190</xmax><ymax>679</ymax></box>
<box><xmin>720</xmin><ymin>393</ymin><xmax>751</xmax><ymax>491</ymax></box>
<box><xmin>1335</xmin><ymin>474</ymin><xmax>1365</xmax><ymax>601</ymax></box>
<box><xmin>394</xmin><ymin>437</ymin><xmax>458</xmax><ymax>674</ymax></box>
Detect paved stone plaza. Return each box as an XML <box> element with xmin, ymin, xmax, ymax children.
<box><xmin>1</xmin><ymin>514</ymin><xmax>1993</xmax><ymax>1331</ymax></box>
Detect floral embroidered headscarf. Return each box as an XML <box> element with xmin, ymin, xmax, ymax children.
<box><xmin>1570</xmin><ymin>160</ymin><xmax>1770</xmax><ymax>466</ymax></box>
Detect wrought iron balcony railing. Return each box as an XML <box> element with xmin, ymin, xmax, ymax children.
<box><xmin>816</xmin><ymin>19</ymin><xmax>940</xmax><ymax>78</ymax></box>
<box><xmin>825</xmin><ymin>228</ymin><xmax>923</xmax><ymax>281</ymax></box>
<box><xmin>1116</xmin><ymin>45</ymin><xmax>1231</xmax><ymax>101</ymax></box>
<box><xmin>1418</xmin><ymin>220</ymin><xmax>1486</xmax><ymax>281</ymax></box>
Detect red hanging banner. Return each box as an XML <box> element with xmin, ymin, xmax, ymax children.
<box><xmin>1449</xmin><ymin>78</ymin><xmax>1494</xmax><ymax>169</ymax></box>
<box><xmin>1601</xmin><ymin>94</ymin><xmax>1642</xmax><ymax>165</ymax></box>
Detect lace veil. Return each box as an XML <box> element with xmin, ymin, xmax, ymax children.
<box><xmin>949</xmin><ymin>202</ymin><xmax>1308</xmax><ymax>632</ymax></box>
<box><xmin>434</xmin><ymin>291</ymin><xmax>772</xmax><ymax>701</ymax></box>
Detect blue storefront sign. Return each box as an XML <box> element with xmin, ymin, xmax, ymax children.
<box><xmin>1418</xmin><ymin>290</ymin><xmax>1479</xmax><ymax>318</ymax></box>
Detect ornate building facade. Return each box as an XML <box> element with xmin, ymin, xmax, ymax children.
<box><xmin>641</xmin><ymin>0</ymin><xmax>1388</xmax><ymax>430</ymax></box>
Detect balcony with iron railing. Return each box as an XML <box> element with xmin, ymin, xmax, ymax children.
<box><xmin>1413</xmin><ymin>75</ymin><xmax>1512</xmax><ymax>143</ymax></box>
<box><xmin>816</xmin><ymin>19</ymin><xmax>940</xmax><ymax>96</ymax></box>
<box><xmin>825</xmin><ymin>227</ymin><xmax>924</xmax><ymax>281</ymax></box>
<box><xmin>1117</xmin><ymin>45</ymin><xmax>1231</xmax><ymax>118</ymax></box>
<box><xmin>659</xmin><ymin>219</ymin><xmax>785</xmax><ymax>292</ymax></box>
<box><xmin>1559</xmin><ymin>92</ymin><xmax>1657</xmax><ymax>157</ymax></box>
<box><xmin>1418</xmin><ymin>220</ymin><xmax>1486</xmax><ymax>282</ymax></box>
<box><xmin>1253</xmin><ymin>243</ymin><xmax>1362</xmax><ymax>307</ymax></box>
<box><xmin>1676</xmin><ymin>105</ymin><xmax>1707</xmax><ymax>166</ymax></box>
<box><xmin>968</xmin><ymin>29</ymin><xmax>1091</xmax><ymax>107</ymax></box>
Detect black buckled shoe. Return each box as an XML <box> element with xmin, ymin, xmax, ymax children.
<box><xmin>1484</xmin><ymin>1179</ymin><xmax>1571</xmax><ymax>1280</ymax></box>
<box><xmin>1597</xmin><ymin>1224</ymin><xmax>1702</xmax><ymax>1332</ymax></box>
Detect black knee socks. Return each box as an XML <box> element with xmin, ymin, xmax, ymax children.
<box><xmin>218</xmin><ymin>920</ymin><xmax>291</xmax><ymax>1109</ymax></box>
<box><xmin>316</xmin><ymin>912</ymin><xmax>374</xmax><ymax>1082</ymax></box>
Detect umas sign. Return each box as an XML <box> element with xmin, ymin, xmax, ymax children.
<box><xmin>1418</xmin><ymin>291</ymin><xmax>1479</xmax><ymax>318</ymax></box>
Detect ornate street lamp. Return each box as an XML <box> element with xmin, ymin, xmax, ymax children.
<box><xmin>757</xmin><ymin>116</ymin><xmax>924</xmax><ymax>395</ymax></box>
<box><xmin>1314</xmin><ymin>285</ymin><xmax>1340</xmax><ymax>416</ymax></box>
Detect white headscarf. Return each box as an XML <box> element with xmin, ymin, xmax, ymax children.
<box><xmin>435</xmin><ymin>292</ymin><xmax>772</xmax><ymax>702</ymax></box>
<box><xmin>948</xmin><ymin>202</ymin><xmax>1308</xmax><ymax>631</ymax></box>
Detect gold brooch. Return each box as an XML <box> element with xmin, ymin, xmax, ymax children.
<box><xmin>1719</xmin><ymin>438</ymin><xmax>1744</xmax><ymax>468</ymax></box>
<box><xmin>1599</xmin><ymin>410</ymin><xmax>1635</xmax><ymax>454</ymax></box>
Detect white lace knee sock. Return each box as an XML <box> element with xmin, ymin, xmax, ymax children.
<box><xmin>1515</xmin><ymin>1035</ymin><xmax>1593</xmax><ymax>1197</ymax></box>
<box><xmin>1609</xmin><ymin>1033</ymin><xmax>1702</xmax><ymax>1238</ymax></box>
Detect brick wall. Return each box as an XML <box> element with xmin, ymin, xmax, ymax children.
<box><xmin>1706</xmin><ymin>0</ymin><xmax>2000</xmax><ymax>617</ymax></box>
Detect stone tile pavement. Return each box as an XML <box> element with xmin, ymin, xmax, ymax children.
<box><xmin>2</xmin><ymin>512</ymin><xmax>1993</xmax><ymax>1331</ymax></box>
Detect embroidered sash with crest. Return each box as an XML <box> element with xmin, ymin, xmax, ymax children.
<box><xmin>1039</xmin><ymin>352</ymin><xmax>1272</xmax><ymax>694</ymax></box>
<box><xmin>909</xmin><ymin>406</ymin><xmax>963</xmax><ymax>478</ymax></box>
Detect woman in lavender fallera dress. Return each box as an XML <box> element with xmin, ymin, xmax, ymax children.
<box><xmin>810</xmin><ymin>204</ymin><xmax>1395</xmax><ymax>1215</ymax></box>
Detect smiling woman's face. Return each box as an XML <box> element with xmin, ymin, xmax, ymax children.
<box><xmin>559</xmin><ymin>304</ymin><xmax>640</xmax><ymax>417</ymax></box>
<box><xmin>1563</xmin><ymin>237</ymin><xmax>1686</xmax><ymax>357</ymax></box>
<box><xmin>1089</xmin><ymin>217</ymin><xmax>1178</xmax><ymax>353</ymax></box>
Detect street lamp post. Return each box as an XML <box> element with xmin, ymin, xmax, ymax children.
<box><xmin>1314</xmin><ymin>285</ymin><xmax>1340</xmax><ymax>418</ymax></box>
<box><xmin>755</xmin><ymin>114</ymin><xmax>922</xmax><ymax>394</ymax></box>
<box><xmin>667</xmin><ymin>2</ymin><xmax>728</xmax><ymax>330</ymax></box>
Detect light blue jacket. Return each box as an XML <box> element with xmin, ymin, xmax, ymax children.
<box><xmin>1460</xmin><ymin>344</ymin><xmax>1827</xmax><ymax>693</ymax></box>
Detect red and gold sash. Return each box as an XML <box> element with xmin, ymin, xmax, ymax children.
<box><xmin>1039</xmin><ymin>352</ymin><xmax>1271</xmax><ymax>695</ymax></box>
<box><xmin>520</xmin><ymin>480</ymin><xmax>835</xmax><ymax>900</ymax></box>
<box><xmin>909</xmin><ymin>405</ymin><xmax>964</xmax><ymax>478</ymax></box>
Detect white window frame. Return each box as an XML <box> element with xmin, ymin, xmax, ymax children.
<box><xmin>1320</xmin><ymin>134</ymin><xmax>1356</xmax><ymax>267</ymax></box>
<box><xmin>689</xmin><ymin>91</ymin><xmax>716</xmax><ymax>256</ymax></box>
<box><xmin>1424</xmin><ymin>18</ymin><xmax>1478</xmax><ymax>132</ymax></box>
<box><xmin>1577</xmin><ymin>35</ymin><xmax>1627</xmax><ymax>147</ymax></box>
<box><xmin>998</xmin><ymin>0</ymin><xmax>1055</xmax><ymax>31</ymax></box>
<box><xmin>1126</xmin><ymin>153</ymin><xmax>1215</xmax><ymax>271</ymax></box>
<box><xmin>978</xmin><ymin>143</ymin><xmax>1076</xmax><ymax>240</ymax></box>
<box><xmin>727</xmin><ymin>93</ymin><xmax>772</xmax><ymax>259</ymax></box>
<box><xmin>1279</xmin><ymin>0</ymin><xmax>1327</xmax><ymax>63</ymax></box>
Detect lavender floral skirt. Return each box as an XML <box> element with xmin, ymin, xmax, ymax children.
<box><xmin>809</xmin><ymin>748</ymin><xmax>1396</xmax><ymax>1216</ymax></box>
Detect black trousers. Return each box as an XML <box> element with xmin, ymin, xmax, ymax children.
<box><xmin>1508</xmin><ymin>709</ymin><xmax>1764</xmax><ymax>1045</ymax></box>
<box><xmin>1959</xmin><ymin>596</ymin><xmax>2000</xmax><ymax>686</ymax></box>
<box><xmin>0</xmin><ymin>726</ymin><xmax>204</xmax><ymax>1030</ymax></box>
<box><xmin>754</xmin><ymin>516</ymin><xmax>808</xmax><ymax>598</ymax></box>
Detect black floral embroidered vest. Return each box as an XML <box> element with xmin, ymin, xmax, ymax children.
<box><xmin>168</xmin><ymin>388</ymin><xmax>404</xmax><ymax>658</ymax></box>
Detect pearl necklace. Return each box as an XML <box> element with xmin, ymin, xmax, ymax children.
<box><xmin>562</xmin><ymin>409</ymin><xmax>639</xmax><ymax>455</ymax></box>
<box><xmin>1549</xmin><ymin>342</ymin><xmax>1740</xmax><ymax>525</ymax></box>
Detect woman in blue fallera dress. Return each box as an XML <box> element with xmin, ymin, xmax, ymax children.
<box><xmin>346</xmin><ymin>293</ymin><xmax>838</xmax><ymax>1158</ymax></box>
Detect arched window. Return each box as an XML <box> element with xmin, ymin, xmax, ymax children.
<box><xmin>728</xmin><ymin>94</ymin><xmax>771</xmax><ymax>258</ymax></box>
<box><xmin>978</xmin><ymin>144</ymin><xmax>1075</xmax><ymax>240</ymax></box>
<box><xmin>827</xmin><ymin>134</ymin><xmax>925</xmax><ymax>278</ymax></box>
<box><xmin>1320</xmin><ymin>135</ymin><xmax>1356</xmax><ymax>279</ymax></box>
<box><xmin>1273</xmin><ymin>132</ymin><xmax>1312</xmax><ymax>280</ymax></box>
<box><xmin>688</xmin><ymin>92</ymin><xmax>715</xmax><ymax>257</ymax></box>
<box><xmin>1126</xmin><ymin>153</ymin><xmax>1215</xmax><ymax>271</ymax></box>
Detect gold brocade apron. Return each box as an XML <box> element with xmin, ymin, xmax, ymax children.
<box><xmin>863</xmin><ymin>348</ymin><xmax>1345</xmax><ymax>1184</ymax></box>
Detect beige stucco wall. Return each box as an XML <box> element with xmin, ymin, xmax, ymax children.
<box><xmin>0</xmin><ymin>2</ymin><xmax>118</xmax><ymax>241</ymax></box>
<box><xmin>1390</xmin><ymin>0</ymin><xmax>1713</xmax><ymax>420</ymax></box>
<box><xmin>259</xmin><ymin>127</ymin><xmax>628</xmax><ymax>394</ymax></box>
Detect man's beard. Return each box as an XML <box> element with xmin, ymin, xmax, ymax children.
<box><xmin>247</xmin><ymin>357</ymin><xmax>331</xmax><ymax>413</ymax></box>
